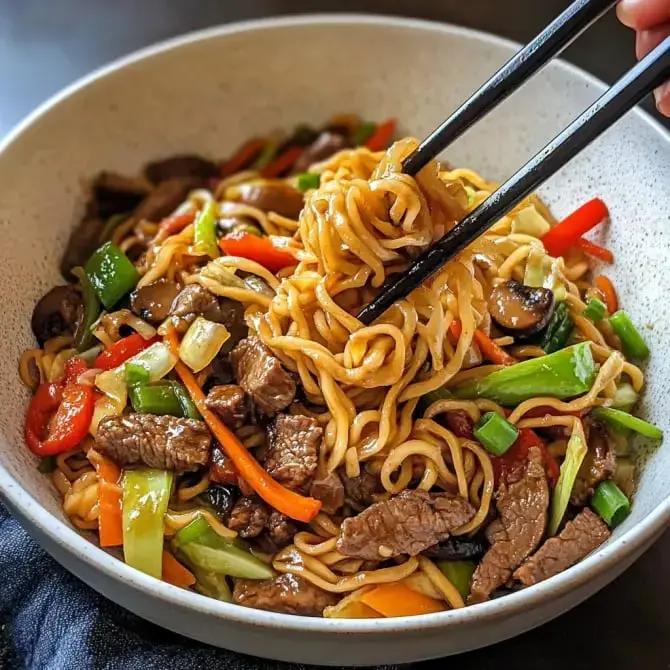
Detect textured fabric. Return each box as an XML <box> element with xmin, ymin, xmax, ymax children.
<box><xmin>0</xmin><ymin>502</ymin><xmax>400</xmax><ymax>670</ymax></box>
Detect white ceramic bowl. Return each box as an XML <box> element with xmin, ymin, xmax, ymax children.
<box><xmin>0</xmin><ymin>15</ymin><xmax>668</xmax><ymax>666</ymax></box>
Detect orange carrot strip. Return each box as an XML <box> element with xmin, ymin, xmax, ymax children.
<box><xmin>595</xmin><ymin>275</ymin><xmax>618</xmax><ymax>314</ymax></box>
<box><xmin>164</xmin><ymin>330</ymin><xmax>322</xmax><ymax>523</ymax></box>
<box><xmin>161</xmin><ymin>550</ymin><xmax>196</xmax><ymax>587</ymax></box>
<box><xmin>449</xmin><ymin>319</ymin><xmax>516</xmax><ymax>366</ymax></box>
<box><xmin>576</xmin><ymin>238</ymin><xmax>614</xmax><ymax>264</ymax></box>
<box><xmin>261</xmin><ymin>145</ymin><xmax>303</xmax><ymax>178</ymax></box>
<box><xmin>360</xmin><ymin>583</ymin><xmax>446</xmax><ymax>617</ymax></box>
<box><xmin>92</xmin><ymin>453</ymin><xmax>123</xmax><ymax>547</ymax></box>
<box><xmin>220</xmin><ymin>138</ymin><xmax>265</xmax><ymax>177</ymax></box>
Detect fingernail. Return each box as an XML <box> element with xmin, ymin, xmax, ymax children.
<box><xmin>616</xmin><ymin>0</ymin><xmax>639</xmax><ymax>28</ymax></box>
<box><xmin>654</xmin><ymin>81</ymin><xmax>670</xmax><ymax>117</ymax></box>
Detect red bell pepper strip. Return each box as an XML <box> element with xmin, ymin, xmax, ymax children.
<box><xmin>218</xmin><ymin>232</ymin><xmax>296</xmax><ymax>273</ymax></box>
<box><xmin>541</xmin><ymin>198</ymin><xmax>609</xmax><ymax>257</ymax></box>
<box><xmin>491</xmin><ymin>428</ymin><xmax>560</xmax><ymax>488</ymax></box>
<box><xmin>94</xmin><ymin>333</ymin><xmax>160</xmax><ymax>371</ymax></box>
<box><xmin>63</xmin><ymin>356</ymin><xmax>89</xmax><ymax>385</ymax></box>
<box><xmin>595</xmin><ymin>275</ymin><xmax>618</xmax><ymax>315</ymax></box>
<box><xmin>39</xmin><ymin>384</ymin><xmax>95</xmax><ymax>456</ymax></box>
<box><xmin>365</xmin><ymin>119</ymin><xmax>396</xmax><ymax>152</ymax></box>
<box><xmin>25</xmin><ymin>382</ymin><xmax>63</xmax><ymax>455</ymax></box>
<box><xmin>220</xmin><ymin>138</ymin><xmax>265</xmax><ymax>177</ymax></box>
<box><xmin>576</xmin><ymin>238</ymin><xmax>614</xmax><ymax>264</ymax></box>
<box><xmin>261</xmin><ymin>145</ymin><xmax>303</xmax><ymax>178</ymax></box>
<box><xmin>159</xmin><ymin>212</ymin><xmax>196</xmax><ymax>236</ymax></box>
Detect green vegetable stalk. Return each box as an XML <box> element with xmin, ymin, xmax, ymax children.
<box><xmin>122</xmin><ymin>469</ymin><xmax>173</xmax><ymax>578</ymax></box>
<box><xmin>453</xmin><ymin>342</ymin><xmax>596</xmax><ymax>406</ymax></box>
<box><xmin>193</xmin><ymin>201</ymin><xmax>219</xmax><ymax>259</ymax></box>
<box><xmin>129</xmin><ymin>382</ymin><xmax>184</xmax><ymax>416</ymax></box>
<box><xmin>608</xmin><ymin>311</ymin><xmax>650</xmax><ymax>359</ymax></box>
<box><xmin>548</xmin><ymin>433</ymin><xmax>587</xmax><ymax>535</ymax></box>
<box><xmin>437</xmin><ymin>561</ymin><xmax>476</xmax><ymax>599</ymax></box>
<box><xmin>593</xmin><ymin>407</ymin><xmax>662</xmax><ymax>440</ymax></box>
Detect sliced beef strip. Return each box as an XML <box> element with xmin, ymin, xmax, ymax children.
<box><xmin>133</xmin><ymin>177</ymin><xmax>201</xmax><ymax>222</ymax></box>
<box><xmin>292</xmin><ymin>132</ymin><xmax>348</xmax><ymax>173</ymax></box>
<box><xmin>233</xmin><ymin>573</ymin><xmax>338</xmax><ymax>617</ymax></box>
<box><xmin>571</xmin><ymin>421</ymin><xmax>617</xmax><ymax>505</ymax></box>
<box><xmin>92</xmin><ymin>171</ymin><xmax>151</xmax><ymax>219</ymax></box>
<box><xmin>469</xmin><ymin>447</ymin><xmax>549</xmax><ymax>604</ymax></box>
<box><xmin>310</xmin><ymin>472</ymin><xmax>345</xmax><ymax>515</ymax></box>
<box><xmin>341</xmin><ymin>469</ymin><xmax>383</xmax><ymax>511</ymax></box>
<box><xmin>144</xmin><ymin>155</ymin><xmax>218</xmax><ymax>185</ymax></box>
<box><xmin>513</xmin><ymin>508</ymin><xmax>610</xmax><ymax>586</ymax></box>
<box><xmin>231</xmin><ymin>337</ymin><xmax>296</xmax><ymax>415</ymax></box>
<box><xmin>227</xmin><ymin>497</ymin><xmax>269</xmax><ymax>538</ymax></box>
<box><xmin>31</xmin><ymin>284</ymin><xmax>83</xmax><ymax>345</ymax></box>
<box><xmin>265</xmin><ymin>414</ymin><xmax>321</xmax><ymax>493</ymax></box>
<box><xmin>205</xmin><ymin>385</ymin><xmax>249</xmax><ymax>430</ymax></box>
<box><xmin>96</xmin><ymin>414</ymin><xmax>210</xmax><ymax>472</ymax></box>
<box><xmin>337</xmin><ymin>489</ymin><xmax>476</xmax><ymax>561</ymax></box>
<box><xmin>60</xmin><ymin>216</ymin><xmax>107</xmax><ymax>280</ymax></box>
<box><xmin>129</xmin><ymin>279</ymin><xmax>181</xmax><ymax>325</ymax></box>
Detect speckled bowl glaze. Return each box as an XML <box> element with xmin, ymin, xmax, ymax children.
<box><xmin>0</xmin><ymin>15</ymin><xmax>668</xmax><ymax>666</ymax></box>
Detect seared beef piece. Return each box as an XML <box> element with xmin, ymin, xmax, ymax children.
<box><xmin>96</xmin><ymin>414</ymin><xmax>210</xmax><ymax>472</ymax></box>
<box><xmin>31</xmin><ymin>285</ymin><xmax>82</xmax><ymax>345</ymax></box>
<box><xmin>144</xmin><ymin>155</ymin><xmax>218</xmax><ymax>185</ymax></box>
<box><xmin>231</xmin><ymin>337</ymin><xmax>296</xmax><ymax>415</ymax></box>
<box><xmin>292</xmin><ymin>132</ymin><xmax>348</xmax><ymax>173</ymax></box>
<box><xmin>423</xmin><ymin>534</ymin><xmax>488</xmax><ymax>562</ymax></box>
<box><xmin>514</xmin><ymin>508</ymin><xmax>610</xmax><ymax>586</ymax></box>
<box><xmin>198</xmin><ymin>484</ymin><xmax>238</xmax><ymax>519</ymax></box>
<box><xmin>266</xmin><ymin>511</ymin><xmax>298</xmax><ymax>548</ymax></box>
<box><xmin>341</xmin><ymin>469</ymin><xmax>383</xmax><ymax>511</ymax></box>
<box><xmin>571</xmin><ymin>421</ymin><xmax>616</xmax><ymax>505</ymax></box>
<box><xmin>227</xmin><ymin>180</ymin><xmax>304</xmax><ymax>218</ymax></box>
<box><xmin>60</xmin><ymin>217</ymin><xmax>107</xmax><ymax>279</ymax></box>
<box><xmin>227</xmin><ymin>497</ymin><xmax>269</xmax><ymax>538</ymax></box>
<box><xmin>130</xmin><ymin>279</ymin><xmax>181</xmax><ymax>324</ymax></box>
<box><xmin>469</xmin><ymin>447</ymin><xmax>549</xmax><ymax>604</ymax></box>
<box><xmin>134</xmin><ymin>177</ymin><xmax>201</xmax><ymax>222</ymax></box>
<box><xmin>168</xmin><ymin>285</ymin><xmax>247</xmax><ymax>349</ymax></box>
<box><xmin>234</xmin><ymin>573</ymin><xmax>338</xmax><ymax>616</ymax></box>
<box><xmin>265</xmin><ymin>414</ymin><xmax>321</xmax><ymax>493</ymax></box>
<box><xmin>209</xmin><ymin>444</ymin><xmax>239</xmax><ymax>484</ymax></box>
<box><xmin>205</xmin><ymin>385</ymin><xmax>249</xmax><ymax>429</ymax></box>
<box><xmin>337</xmin><ymin>490</ymin><xmax>475</xmax><ymax>561</ymax></box>
<box><xmin>310</xmin><ymin>472</ymin><xmax>345</xmax><ymax>515</ymax></box>
<box><xmin>92</xmin><ymin>171</ymin><xmax>151</xmax><ymax>219</ymax></box>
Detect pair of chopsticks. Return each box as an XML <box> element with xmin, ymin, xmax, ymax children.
<box><xmin>358</xmin><ymin>0</ymin><xmax>670</xmax><ymax>325</ymax></box>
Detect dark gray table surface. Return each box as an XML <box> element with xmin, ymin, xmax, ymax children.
<box><xmin>0</xmin><ymin>1</ymin><xmax>668</xmax><ymax>668</ymax></box>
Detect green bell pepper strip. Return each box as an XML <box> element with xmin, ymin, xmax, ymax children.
<box><xmin>548</xmin><ymin>433</ymin><xmax>587</xmax><ymax>535</ymax></box>
<box><xmin>582</xmin><ymin>297</ymin><xmax>607</xmax><ymax>322</ymax></box>
<box><xmin>296</xmin><ymin>172</ymin><xmax>321</xmax><ymax>192</ymax></box>
<box><xmin>71</xmin><ymin>267</ymin><xmax>101</xmax><ymax>352</ymax></box>
<box><xmin>454</xmin><ymin>342</ymin><xmax>596</xmax><ymax>406</ymax></box>
<box><xmin>591</xmin><ymin>480</ymin><xmax>630</xmax><ymax>528</ymax></box>
<box><xmin>125</xmin><ymin>362</ymin><xmax>150</xmax><ymax>387</ymax></box>
<box><xmin>122</xmin><ymin>469</ymin><xmax>173</xmax><ymax>578</ymax></box>
<box><xmin>473</xmin><ymin>412</ymin><xmax>519</xmax><ymax>456</ymax></box>
<box><xmin>538</xmin><ymin>301</ymin><xmax>573</xmax><ymax>354</ymax></box>
<box><xmin>85</xmin><ymin>242</ymin><xmax>140</xmax><ymax>310</ymax></box>
<box><xmin>593</xmin><ymin>407</ymin><xmax>662</xmax><ymax>440</ymax></box>
<box><xmin>191</xmin><ymin>568</ymin><xmax>233</xmax><ymax>601</ymax></box>
<box><xmin>437</xmin><ymin>560</ymin><xmax>476</xmax><ymax>599</ymax></box>
<box><xmin>350</xmin><ymin>120</ymin><xmax>376</xmax><ymax>146</ymax></box>
<box><xmin>193</xmin><ymin>201</ymin><xmax>219</xmax><ymax>259</ymax></box>
<box><xmin>172</xmin><ymin>381</ymin><xmax>201</xmax><ymax>419</ymax></box>
<box><xmin>608</xmin><ymin>310</ymin><xmax>650</xmax><ymax>359</ymax></box>
<box><xmin>128</xmin><ymin>382</ymin><xmax>184</xmax><ymax>416</ymax></box>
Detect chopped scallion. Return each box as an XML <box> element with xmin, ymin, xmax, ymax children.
<box><xmin>608</xmin><ymin>310</ymin><xmax>650</xmax><ymax>359</ymax></box>
<box><xmin>296</xmin><ymin>172</ymin><xmax>320</xmax><ymax>192</ymax></box>
<box><xmin>582</xmin><ymin>297</ymin><xmax>607</xmax><ymax>322</ymax></box>
<box><xmin>590</xmin><ymin>480</ymin><xmax>630</xmax><ymax>528</ymax></box>
<box><xmin>473</xmin><ymin>412</ymin><xmax>519</xmax><ymax>456</ymax></box>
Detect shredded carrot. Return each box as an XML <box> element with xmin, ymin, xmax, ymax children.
<box><xmin>220</xmin><ymin>138</ymin><xmax>265</xmax><ymax>177</ymax></box>
<box><xmin>164</xmin><ymin>330</ymin><xmax>322</xmax><ymax>523</ymax></box>
<box><xmin>576</xmin><ymin>238</ymin><xmax>614</xmax><ymax>264</ymax></box>
<box><xmin>261</xmin><ymin>145</ymin><xmax>303</xmax><ymax>178</ymax></box>
<box><xmin>365</xmin><ymin>119</ymin><xmax>396</xmax><ymax>152</ymax></box>
<box><xmin>360</xmin><ymin>583</ymin><xmax>446</xmax><ymax>617</ymax></box>
<box><xmin>449</xmin><ymin>319</ymin><xmax>516</xmax><ymax>366</ymax></box>
<box><xmin>92</xmin><ymin>453</ymin><xmax>123</xmax><ymax>547</ymax></box>
<box><xmin>161</xmin><ymin>550</ymin><xmax>196</xmax><ymax>587</ymax></box>
<box><xmin>595</xmin><ymin>275</ymin><xmax>618</xmax><ymax>314</ymax></box>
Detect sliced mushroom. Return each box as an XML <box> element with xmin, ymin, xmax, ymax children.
<box><xmin>31</xmin><ymin>285</ymin><xmax>83</xmax><ymax>345</ymax></box>
<box><xmin>130</xmin><ymin>279</ymin><xmax>181</xmax><ymax>324</ymax></box>
<box><xmin>488</xmin><ymin>280</ymin><xmax>555</xmax><ymax>337</ymax></box>
<box><xmin>224</xmin><ymin>179</ymin><xmax>304</xmax><ymax>218</ymax></box>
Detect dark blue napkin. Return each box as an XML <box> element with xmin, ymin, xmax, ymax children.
<box><xmin>1</xmin><ymin>501</ymin><xmax>399</xmax><ymax>670</ymax></box>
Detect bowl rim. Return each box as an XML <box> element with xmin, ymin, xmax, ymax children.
<box><xmin>1</xmin><ymin>12</ymin><xmax>668</xmax><ymax>635</ymax></box>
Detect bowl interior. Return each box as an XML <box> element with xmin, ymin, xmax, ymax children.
<box><xmin>0</xmin><ymin>15</ymin><xmax>668</xmax><ymax>628</ymax></box>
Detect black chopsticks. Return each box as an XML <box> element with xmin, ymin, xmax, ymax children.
<box><xmin>358</xmin><ymin>31</ymin><xmax>670</xmax><ymax>326</ymax></box>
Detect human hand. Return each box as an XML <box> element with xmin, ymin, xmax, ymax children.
<box><xmin>617</xmin><ymin>0</ymin><xmax>670</xmax><ymax>115</ymax></box>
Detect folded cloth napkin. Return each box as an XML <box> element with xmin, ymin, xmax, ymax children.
<box><xmin>0</xmin><ymin>501</ymin><xmax>363</xmax><ymax>670</ymax></box>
